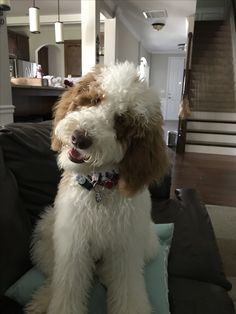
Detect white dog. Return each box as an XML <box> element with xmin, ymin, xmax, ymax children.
<box><xmin>26</xmin><ymin>62</ymin><xmax>169</xmax><ymax>314</ymax></box>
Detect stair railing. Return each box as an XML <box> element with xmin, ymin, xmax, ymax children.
<box><xmin>232</xmin><ymin>0</ymin><xmax>236</xmax><ymax>27</ymax></box>
<box><xmin>176</xmin><ymin>31</ymin><xmax>193</xmax><ymax>154</ymax></box>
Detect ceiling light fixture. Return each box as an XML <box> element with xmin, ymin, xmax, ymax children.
<box><xmin>55</xmin><ymin>0</ymin><xmax>64</xmax><ymax>44</ymax></box>
<box><xmin>152</xmin><ymin>22</ymin><xmax>165</xmax><ymax>31</ymax></box>
<box><xmin>29</xmin><ymin>0</ymin><xmax>40</xmax><ymax>33</ymax></box>
<box><xmin>0</xmin><ymin>0</ymin><xmax>11</xmax><ymax>11</ymax></box>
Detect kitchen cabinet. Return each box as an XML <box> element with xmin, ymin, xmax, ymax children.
<box><xmin>12</xmin><ymin>85</ymin><xmax>67</xmax><ymax>122</ymax></box>
<box><xmin>8</xmin><ymin>30</ymin><xmax>30</xmax><ymax>61</ymax></box>
<box><xmin>64</xmin><ymin>40</ymin><xmax>82</xmax><ymax>77</ymax></box>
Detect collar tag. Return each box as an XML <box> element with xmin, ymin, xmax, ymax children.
<box><xmin>76</xmin><ymin>170</ymin><xmax>119</xmax><ymax>202</ymax></box>
<box><xmin>76</xmin><ymin>175</ymin><xmax>94</xmax><ymax>191</ymax></box>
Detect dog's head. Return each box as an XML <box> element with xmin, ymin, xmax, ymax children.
<box><xmin>52</xmin><ymin>62</ymin><xmax>169</xmax><ymax>196</ymax></box>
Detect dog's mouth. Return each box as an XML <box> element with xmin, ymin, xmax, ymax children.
<box><xmin>68</xmin><ymin>147</ymin><xmax>88</xmax><ymax>164</ymax></box>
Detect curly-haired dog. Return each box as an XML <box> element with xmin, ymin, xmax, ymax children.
<box><xmin>26</xmin><ymin>62</ymin><xmax>169</xmax><ymax>314</ymax></box>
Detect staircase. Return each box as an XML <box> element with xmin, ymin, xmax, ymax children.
<box><xmin>189</xmin><ymin>20</ymin><xmax>236</xmax><ymax>112</ymax></box>
<box><xmin>185</xmin><ymin>19</ymin><xmax>236</xmax><ymax>155</ymax></box>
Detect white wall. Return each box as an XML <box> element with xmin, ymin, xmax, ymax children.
<box><xmin>115</xmin><ymin>16</ymin><xmax>139</xmax><ymax>64</ymax></box>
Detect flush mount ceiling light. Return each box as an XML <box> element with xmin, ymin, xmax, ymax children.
<box><xmin>0</xmin><ymin>0</ymin><xmax>11</xmax><ymax>11</ymax></box>
<box><xmin>152</xmin><ymin>22</ymin><xmax>165</xmax><ymax>31</ymax></box>
<box><xmin>55</xmin><ymin>0</ymin><xmax>64</xmax><ymax>44</ymax></box>
<box><xmin>29</xmin><ymin>0</ymin><xmax>40</xmax><ymax>33</ymax></box>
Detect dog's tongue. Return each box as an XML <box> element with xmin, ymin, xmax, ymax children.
<box><xmin>68</xmin><ymin>147</ymin><xmax>86</xmax><ymax>163</ymax></box>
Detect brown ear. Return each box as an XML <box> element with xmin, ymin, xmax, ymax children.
<box><xmin>51</xmin><ymin>88</ymin><xmax>77</xmax><ymax>151</ymax></box>
<box><xmin>118</xmin><ymin>120</ymin><xmax>169</xmax><ymax>196</ymax></box>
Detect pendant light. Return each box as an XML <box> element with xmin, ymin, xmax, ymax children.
<box><xmin>29</xmin><ymin>0</ymin><xmax>40</xmax><ymax>34</ymax></box>
<box><xmin>0</xmin><ymin>0</ymin><xmax>11</xmax><ymax>11</ymax></box>
<box><xmin>55</xmin><ymin>0</ymin><xmax>64</xmax><ymax>44</ymax></box>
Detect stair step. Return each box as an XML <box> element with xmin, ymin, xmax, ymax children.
<box><xmin>190</xmin><ymin>111</ymin><xmax>236</xmax><ymax>120</ymax></box>
<box><xmin>190</xmin><ymin>71</ymin><xmax>234</xmax><ymax>80</ymax></box>
<box><xmin>189</xmin><ymin>95</ymin><xmax>235</xmax><ymax>102</ymax></box>
<box><xmin>190</xmin><ymin>101</ymin><xmax>236</xmax><ymax>110</ymax></box>
<box><xmin>191</xmin><ymin>57</ymin><xmax>233</xmax><ymax>65</ymax></box>
<box><xmin>189</xmin><ymin>79</ymin><xmax>235</xmax><ymax>90</ymax></box>
<box><xmin>192</xmin><ymin>50</ymin><xmax>233</xmax><ymax>58</ymax></box>
<box><xmin>193</xmin><ymin>37</ymin><xmax>232</xmax><ymax>46</ymax></box>
<box><xmin>186</xmin><ymin>132</ymin><xmax>236</xmax><ymax>144</ymax></box>
<box><xmin>187</xmin><ymin>121</ymin><xmax>236</xmax><ymax>132</ymax></box>
<box><xmin>185</xmin><ymin>144</ymin><xmax>236</xmax><ymax>156</ymax></box>
<box><xmin>188</xmin><ymin>118</ymin><xmax>236</xmax><ymax>123</ymax></box>
<box><xmin>187</xmin><ymin>129</ymin><xmax>236</xmax><ymax>135</ymax></box>
<box><xmin>192</xmin><ymin>45</ymin><xmax>232</xmax><ymax>54</ymax></box>
<box><xmin>186</xmin><ymin>140</ymin><xmax>236</xmax><ymax>148</ymax></box>
<box><xmin>191</xmin><ymin>64</ymin><xmax>233</xmax><ymax>72</ymax></box>
<box><xmin>194</xmin><ymin>21</ymin><xmax>230</xmax><ymax>30</ymax></box>
<box><xmin>189</xmin><ymin>89</ymin><xmax>234</xmax><ymax>97</ymax></box>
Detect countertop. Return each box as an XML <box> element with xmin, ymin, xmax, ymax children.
<box><xmin>12</xmin><ymin>84</ymin><xmax>67</xmax><ymax>97</ymax></box>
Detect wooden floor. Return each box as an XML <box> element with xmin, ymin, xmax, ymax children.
<box><xmin>169</xmin><ymin>150</ymin><xmax>236</xmax><ymax>207</ymax></box>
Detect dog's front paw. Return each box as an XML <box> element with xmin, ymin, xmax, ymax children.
<box><xmin>24</xmin><ymin>302</ymin><xmax>46</xmax><ymax>314</ymax></box>
<box><xmin>108</xmin><ymin>296</ymin><xmax>152</xmax><ymax>314</ymax></box>
<box><xmin>25</xmin><ymin>283</ymin><xmax>50</xmax><ymax>314</ymax></box>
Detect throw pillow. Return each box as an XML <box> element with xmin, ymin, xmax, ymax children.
<box><xmin>6</xmin><ymin>223</ymin><xmax>174</xmax><ymax>314</ymax></box>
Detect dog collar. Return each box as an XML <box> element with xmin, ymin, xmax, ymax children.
<box><xmin>76</xmin><ymin>170</ymin><xmax>119</xmax><ymax>202</ymax></box>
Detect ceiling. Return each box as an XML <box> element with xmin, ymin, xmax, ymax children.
<box><xmin>6</xmin><ymin>0</ymin><xmax>197</xmax><ymax>54</ymax></box>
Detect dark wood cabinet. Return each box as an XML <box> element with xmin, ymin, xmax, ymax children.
<box><xmin>64</xmin><ymin>40</ymin><xmax>81</xmax><ymax>77</ymax></box>
<box><xmin>8</xmin><ymin>31</ymin><xmax>18</xmax><ymax>58</ymax></box>
<box><xmin>8</xmin><ymin>30</ymin><xmax>29</xmax><ymax>61</ymax></box>
<box><xmin>38</xmin><ymin>46</ymin><xmax>49</xmax><ymax>76</ymax></box>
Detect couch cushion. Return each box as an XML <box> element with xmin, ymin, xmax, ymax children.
<box><xmin>0</xmin><ymin>148</ymin><xmax>31</xmax><ymax>294</ymax></box>
<box><xmin>0</xmin><ymin>122</ymin><xmax>60</xmax><ymax>293</ymax></box>
<box><xmin>0</xmin><ymin>121</ymin><xmax>60</xmax><ymax>224</ymax></box>
<box><xmin>6</xmin><ymin>224</ymin><xmax>174</xmax><ymax>314</ymax></box>
<box><xmin>168</xmin><ymin>277</ymin><xmax>235</xmax><ymax>314</ymax></box>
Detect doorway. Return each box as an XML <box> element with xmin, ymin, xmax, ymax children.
<box><xmin>165</xmin><ymin>56</ymin><xmax>185</xmax><ymax>120</ymax></box>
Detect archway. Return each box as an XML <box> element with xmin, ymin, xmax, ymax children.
<box><xmin>35</xmin><ymin>44</ymin><xmax>62</xmax><ymax>77</ymax></box>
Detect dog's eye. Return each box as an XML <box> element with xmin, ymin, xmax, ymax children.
<box><xmin>114</xmin><ymin>114</ymin><xmax>125</xmax><ymax>125</ymax></box>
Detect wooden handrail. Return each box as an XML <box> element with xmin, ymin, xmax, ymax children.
<box><xmin>176</xmin><ymin>32</ymin><xmax>193</xmax><ymax>154</ymax></box>
<box><xmin>183</xmin><ymin>32</ymin><xmax>193</xmax><ymax>96</ymax></box>
<box><xmin>232</xmin><ymin>0</ymin><xmax>236</xmax><ymax>28</ymax></box>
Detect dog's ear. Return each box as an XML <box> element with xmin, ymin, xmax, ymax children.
<box><xmin>51</xmin><ymin>71</ymin><xmax>101</xmax><ymax>151</ymax></box>
<box><xmin>117</xmin><ymin>112</ymin><xmax>169</xmax><ymax>196</ymax></box>
<box><xmin>51</xmin><ymin>88</ymin><xmax>77</xmax><ymax>151</ymax></box>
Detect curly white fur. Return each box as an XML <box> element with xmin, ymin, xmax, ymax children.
<box><xmin>26</xmin><ymin>62</ymin><xmax>167</xmax><ymax>314</ymax></box>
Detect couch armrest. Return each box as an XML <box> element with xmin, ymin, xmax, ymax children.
<box><xmin>152</xmin><ymin>188</ymin><xmax>232</xmax><ymax>291</ymax></box>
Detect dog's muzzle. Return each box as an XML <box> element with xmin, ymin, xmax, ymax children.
<box><xmin>68</xmin><ymin>129</ymin><xmax>92</xmax><ymax>164</ymax></box>
<box><xmin>71</xmin><ymin>129</ymin><xmax>93</xmax><ymax>150</ymax></box>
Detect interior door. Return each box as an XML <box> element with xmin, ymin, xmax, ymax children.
<box><xmin>166</xmin><ymin>57</ymin><xmax>185</xmax><ymax>120</ymax></box>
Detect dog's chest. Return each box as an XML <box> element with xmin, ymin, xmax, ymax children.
<box><xmin>54</xmin><ymin>182</ymin><xmax>143</xmax><ymax>251</ymax></box>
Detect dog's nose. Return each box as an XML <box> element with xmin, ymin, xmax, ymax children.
<box><xmin>71</xmin><ymin>130</ymin><xmax>92</xmax><ymax>149</ymax></box>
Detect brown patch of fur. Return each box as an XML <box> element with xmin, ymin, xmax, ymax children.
<box><xmin>51</xmin><ymin>67</ymin><xmax>105</xmax><ymax>151</ymax></box>
<box><xmin>114</xmin><ymin>111</ymin><xmax>169</xmax><ymax>196</ymax></box>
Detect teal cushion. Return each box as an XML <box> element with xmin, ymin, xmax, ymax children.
<box><xmin>6</xmin><ymin>223</ymin><xmax>174</xmax><ymax>314</ymax></box>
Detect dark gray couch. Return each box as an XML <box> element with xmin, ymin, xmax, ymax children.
<box><xmin>0</xmin><ymin>121</ymin><xmax>235</xmax><ymax>314</ymax></box>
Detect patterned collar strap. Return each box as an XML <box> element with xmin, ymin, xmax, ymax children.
<box><xmin>76</xmin><ymin>170</ymin><xmax>119</xmax><ymax>192</ymax></box>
